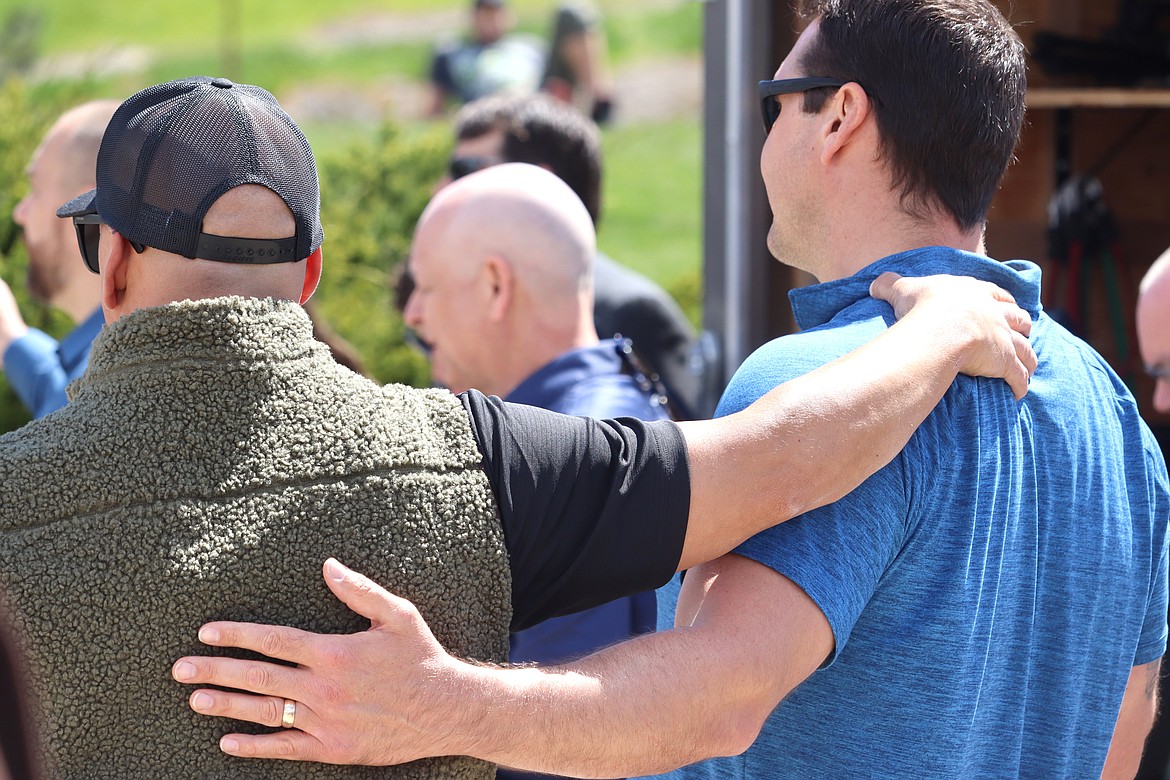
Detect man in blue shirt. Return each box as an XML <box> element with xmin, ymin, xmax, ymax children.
<box><xmin>2</xmin><ymin>100</ymin><xmax>116</xmax><ymax>418</ymax></box>
<box><xmin>403</xmin><ymin>161</ymin><xmax>664</xmax><ymax>779</ymax></box>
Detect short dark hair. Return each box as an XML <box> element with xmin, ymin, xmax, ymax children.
<box><xmin>453</xmin><ymin>94</ymin><xmax>603</xmax><ymax>226</ymax></box>
<box><xmin>796</xmin><ymin>0</ymin><xmax>1026</xmax><ymax>231</ymax></box>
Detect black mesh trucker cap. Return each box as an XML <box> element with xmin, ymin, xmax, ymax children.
<box><xmin>56</xmin><ymin>76</ymin><xmax>323</xmax><ymax>264</ymax></box>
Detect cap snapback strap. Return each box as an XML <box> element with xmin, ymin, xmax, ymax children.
<box><xmin>194</xmin><ymin>233</ymin><xmax>301</xmax><ymax>264</ymax></box>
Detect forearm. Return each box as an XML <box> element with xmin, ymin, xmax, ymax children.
<box><xmin>439</xmin><ymin>628</ymin><xmax>758</xmax><ymax>777</ymax></box>
<box><xmin>676</xmin><ymin>308</ymin><xmax>971</xmax><ymax>570</ymax></box>
<box><xmin>1102</xmin><ymin>659</ymin><xmax>1160</xmax><ymax>778</ymax></box>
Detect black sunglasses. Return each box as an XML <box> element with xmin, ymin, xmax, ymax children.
<box><xmin>448</xmin><ymin>155</ymin><xmax>500</xmax><ymax>181</ymax></box>
<box><xmin>1147</xmin><ymin>363</ymin><xmax>1170</xmax><ymax>382</ymax></box>
<box><xmin>71</xmin><ymin>214</ymin><xmax>145</xmax><ymax>274</ymax></box>
<box><xmin>757</xmin><ymin>77</ymin><xmax>848</xmax><ymax>133</ymax></box>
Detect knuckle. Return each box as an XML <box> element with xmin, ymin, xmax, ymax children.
<box><xmin>259</xmin><ymin>629</ymin><xmax>286</xmax><ymax>658</ymax></box>
<box><xmin>261</xmin><ymin>696</ymin><xmax>283</xmax><ymax>727</ymax></box>
<box><xmin>274</xmin><ymin>735</ymin><xmax>302</xmax><ymax>759</ymax></box>
<box><xmin>244</xmin><ymin>662</ymin><xmax>275</xmax><ymax>691</ymax></box>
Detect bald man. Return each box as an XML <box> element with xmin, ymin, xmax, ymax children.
<box><xmin>1139</xmin><ymin>249</ymin><xmax>1170</xmax><ymax>415</ymax></box>
<box><xmin>405</xmin><ymin>164</ymin><xmax>666</xmax><ymax>779</ymax></box>
<box><xmin>1</xmin><ymin>100</ymin><xmax>117</xmax><ymax>418</ymax></box>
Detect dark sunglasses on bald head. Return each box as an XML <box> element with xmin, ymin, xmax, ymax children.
<box><xmin>71</xmin><ymin>214</ymin><xmax>145</xmax><ymax>274</ymax></box>
<box><xmin>757</xmin><ymin>77</ymin><xmax>848</xmax><ymax>133</ymax></box>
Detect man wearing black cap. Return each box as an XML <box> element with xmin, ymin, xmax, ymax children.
<box><xmin>0</xmin><ymin>76</ymin><xmax>1034</xmax><ymax>778</ymax></box>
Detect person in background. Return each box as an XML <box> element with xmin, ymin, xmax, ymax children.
<box><xmin>1138</xmin><ymin>248</ymin><xmax>1170</xmax><ymax>416</ymax></box>
<box><xmin>1</xmin><ymin>100</ymin><xmax>116</xmax><ymax>418</ymax></box>
<box><xmin>541</xmin><ymin>1</ymin><xmax>615</xmax><ymax>124</ymax></box>
<box><xmin>433</xmin><ymin>93</ymin><xmax>707</xmax><ymax>419</ymax></box>
<box><xmin>404</xmin><ymin>162</ymin><xmax>664</xmax><ymax>780</ymax></box>
<box><xmin>427</xmin><ymin>0</ymin><xmax>545</xmax><ymax>117</ymax></box>
<box><xmin>1135</xmin><ymin>247</ymin><xmax>1170</xmax><ymax>780</ymax></box>
<box><xmin>0</xmin><ymin>614</ymin><xmax>38</xmax><ymax>780</ymax></box>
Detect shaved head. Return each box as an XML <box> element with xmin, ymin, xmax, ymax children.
<box><xmin>418</xmin><ymin>162</ymin><xmax>595</xmax><ymax>299</ymax></box>
<box><xmin>103</xmin><ymin>184</ymin><xmax>317</xmax><ymax>321</ymax></box>
<box><xmin>405</xmin><ymin>163</ymin><xmax>599</xmax><ymax>397</ymax></box>
<box><xmin>1138</xmin><ymin>248</ymin><xmax>1170</xmax><ymax>413</ymax></box>
<box><xmin>46</xmin><ymin>101</ymin><xmax>119</xmax><ymax>196</ymax></box>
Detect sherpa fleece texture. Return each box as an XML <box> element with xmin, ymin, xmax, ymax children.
<box><xmin>0</xmin><ymin>297</ymin><xmax>511</xmax><ymax>779</ymax></box>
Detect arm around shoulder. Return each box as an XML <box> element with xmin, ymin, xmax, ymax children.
<box><xmin>673</xmin><ymin>273</ymin><xmax>1035</xmax><ymax>571</ymax></box>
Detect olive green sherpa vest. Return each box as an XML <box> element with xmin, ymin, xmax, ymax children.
<box><xmin>0</xmin><ymin>297</ymin><xmax>511</xmax><ymax>779</ymax></box>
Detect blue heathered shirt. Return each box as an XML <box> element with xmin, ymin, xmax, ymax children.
<box><xmin>502</xmin><ymin>340</ymin><xmax>667</xmax><ymax>780</ymax></box>
<box><xmin>653</xmin><ymin>247</ymin><xmax>1169</xmax><ymax>778</ymax></box>
<box><xmin>3</xmin><ymin>306</ymin><xmax>103</xmax><ymax>418</ymax></box>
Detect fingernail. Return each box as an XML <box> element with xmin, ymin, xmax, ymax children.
<box><xmin>191</xmin><ymin>691</ymin><xmax>214</xmax><ymax>711</ymax></box>
<box><xmin>221</xmin><ymin>737</ymin><xmax>239</xmax><ymax>754</ymax></box>
<box><xmin>199</xmin><ymin>626</ymin><xmax>220</xmax><ymax>644</ymax></box>
<box><xmin>325</xmin><ymin>558</ymin><xmax>346</xmax><ymax>582</ymax></box>
<box><xmin>173</xmin><ymin>661</ymin><xmax>197</xmax><ymax>681</ymax></box>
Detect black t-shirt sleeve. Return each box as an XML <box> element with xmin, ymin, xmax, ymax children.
<box><xmin>459</xmin><ymin>390</ymin><xmax>690</xmax><ymax>632</ymax></box>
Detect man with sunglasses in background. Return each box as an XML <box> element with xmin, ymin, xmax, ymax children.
<box><xmin>0</xmin><ymin>74</ymin><xmax>1037</xmax><ymax>778</ymax></box>
<box><xmin>0</xmin><ymin>101</ymin><xmax>116</xmax><ymax>419</ymax></box>
<box><xmin>438</xmin><ymin>93</ymin><xmax>710</xmax><ymax>420</ymax></box>
<box><xmin>172</xmin><ymin>1</ymin><xmax>1168</xmax><ymax>777</ymax></box>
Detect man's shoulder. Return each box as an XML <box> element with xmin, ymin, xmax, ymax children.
<box><xmin>717</xmin><ymin>307</ymin><xmax>890</xmax><ymax>416</ymax></box>
<box><xmin>558</xmin><ymin>370</ymin><xmax>668</xmax><ymax>421</ymax></box>
<box><xmin>519</xmin><ymin>344</ymin><xmax>669</xmax><ymax>421</ymax></box>
<box><xmin>593</xmin><ymin>254</ymin><xmax>684</xmax><ymax>314</ymax></box>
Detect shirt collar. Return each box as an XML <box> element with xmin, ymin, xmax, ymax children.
<box><xmin>789</xmin><ymin>247</ymin><xmax>1043</xmax><ymax>331</ymax></box>
<box><xmin>59</xmin><ymin>307</ymin><xmax>105</xmax><ymax>367</ymax></box>
<box><xmin>506</xmin><ymin>342</ymin><xmax>623</xmax><ymax>407</ymax></box>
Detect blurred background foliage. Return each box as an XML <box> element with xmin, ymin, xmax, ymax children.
<box><xmin>0</xmin><ymin>0</ymin><xmax>702</xmax><ymax>433</ymax></box>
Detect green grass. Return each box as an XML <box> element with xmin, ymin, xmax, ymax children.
<box><xmin>600</xmin><ymin>119</ymin><xmax>702</xmax><ymax>290</ymax></box>
<box><xmin>0</xmin><ymin>0</ymin><xmax>702</xmax><ymax>63</ymax></box>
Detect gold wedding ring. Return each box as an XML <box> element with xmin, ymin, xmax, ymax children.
<box><xmin>281</xmin><ymin>698</ymin><xmax>296</xmax><ymax>728</ymax></box>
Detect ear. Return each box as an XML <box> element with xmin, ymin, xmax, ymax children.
<box><xmin>299</xmin><ymin>247</ymin><xmax>323</xmax><ymax>304</ymax></box>
<box><xmin>820</xmin><ymin>82</ymin><xmax>874</xmax><ymax>166</ymax></box>
<box><xmin>100</xmin><ymin>229</ymin><xmax>132</xmax><ymax>319</ymax></box>
<box><xmin>483</xmin><ymin>254</ymin><xmax>513</xmax><ymax>323</ymax></box>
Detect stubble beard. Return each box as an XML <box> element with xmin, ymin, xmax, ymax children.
<box><xmin>24</xmin><ymin>246</ymin><xmax>64</xmax><ymax>305</ymax></box>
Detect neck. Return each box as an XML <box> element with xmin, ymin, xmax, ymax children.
<box><xmin>54</xmin><ymin>274</ymin><xmax>102</xmax><ymax>324</ymax></box>
<box><xmin>498</xmin><ymin>303</ymin><xmax>599</xmax><ymax>397</ymax></box>
<box><xmin>809</xmin><ymin>209</ymin><xmax>984</xmax><ymax>283</ymax></box>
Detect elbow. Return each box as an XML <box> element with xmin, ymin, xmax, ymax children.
<box><xmin>718</xmin><ymin>702</ymin><xmax>772</xmax><ymax>757</ymax></box>
<box><xmin>687</xmin><ymin>696</ymin><xmax>773</xmax><ymax>762</ymax></box>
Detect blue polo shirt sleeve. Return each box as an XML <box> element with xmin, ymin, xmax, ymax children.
<box><xmin>4</xmin><ymin>328</ymin><xmax>71</xmax><ymax>418</ymax></box>
<box><xmin>713</xmin><ymin>317</ymin><xmax>911</xmax><ymax>664</ymax></box>
<box><xmin>3</xmin><ymin>308</ymin><xmax>103</xmax><ymax>419</ymax></box>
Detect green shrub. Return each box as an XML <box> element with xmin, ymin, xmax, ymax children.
<box><xmin>312</xmin><ymin>121</ymin><xmax>448</xmax><ymax>389</ymax></box>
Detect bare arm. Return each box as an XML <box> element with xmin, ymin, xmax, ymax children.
<box><xmin>676</xmin><ymin>272</ymin><xmax>1033</xmax><ymax>569</ymax></box>
<box><xmin>175</xmin><ymin>555</ymin><xmax>826</xmax><ymax>774</ymax></box>
<box><xmin>1102</xmin><ymin>659</ymin><xmax>1161</xmax><ymax>779</ymax></box>
<box><xmin>0</xmin><ymin>278</ymin><xmax>29</xmax><ymax>355</ymax></box>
